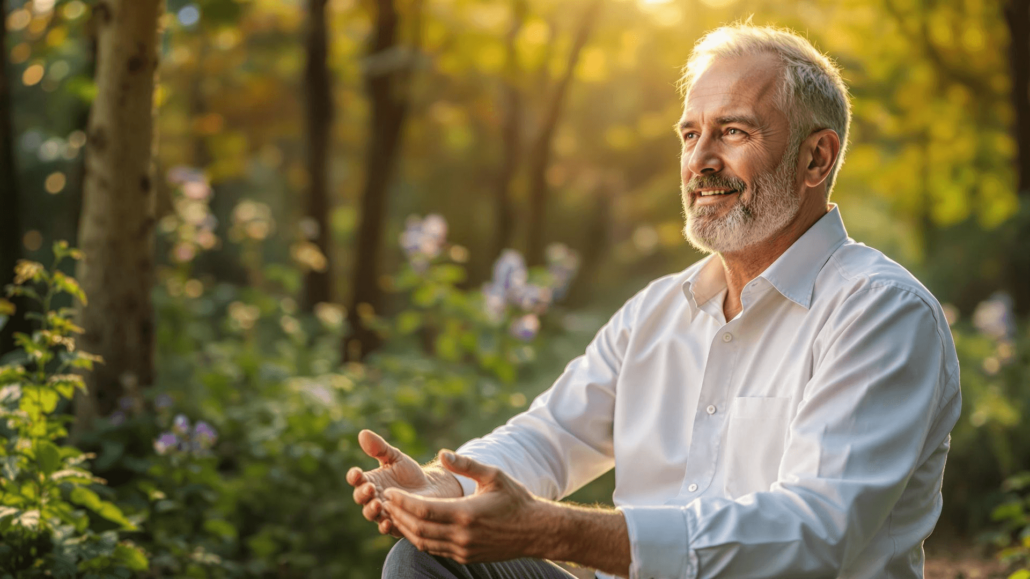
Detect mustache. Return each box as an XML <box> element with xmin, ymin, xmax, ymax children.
<box><xmin>684</xmin><ymin>174</ymin><xmax>747</xmax><ymax>195</ymax></box>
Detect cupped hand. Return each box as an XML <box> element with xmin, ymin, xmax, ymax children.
<box><xmin>346</xmin><ymin>429</ymin><xmax>462</xmax><ymax>537</ymax></box>
<box><xmin>381</xmin><ymin>450</ymin><xmax>548</xmax><ymax>564</ymax></box>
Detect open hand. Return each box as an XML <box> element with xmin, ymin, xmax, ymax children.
<box><xmin>381</xmin><ymin>450</ymin><xmax>549</xmax><ymax>564</ymax></box>
<box><xmin>346</xmin><ymin>430</ymin><xmax>462</xmax><ymax>537</ymax></box>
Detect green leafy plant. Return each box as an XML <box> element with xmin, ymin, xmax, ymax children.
<box><xmin>0</xmin><ymin>242</ymin><xmax>147</xmax><ymax>578</ymax></box>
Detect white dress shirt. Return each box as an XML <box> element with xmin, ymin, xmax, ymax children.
<box><xmin>454</xmin><ymin>206</ymin><xmax>961</xmax><ymax>579</ymax></box>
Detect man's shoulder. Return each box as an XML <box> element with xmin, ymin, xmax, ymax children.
<box><xmin>817</xmin><ymin>239</ymin><xmax>941</xmax><ymax>311</ymax></box>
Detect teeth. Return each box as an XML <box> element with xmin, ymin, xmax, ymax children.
<box><xmin>699</xmin><ymin>190</ymin><xmax>735</xmax><ymax>196</ymax></box>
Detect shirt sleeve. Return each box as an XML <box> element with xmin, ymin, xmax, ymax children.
<box><xmin>619</xmin><ymin>285</ymin><xmax>961</xmax><ymax>579</ymax></box>
<box><xmin>453</xmin><ymin>293</ymin><xmax>639</xmax><ymax>500</ymax></box>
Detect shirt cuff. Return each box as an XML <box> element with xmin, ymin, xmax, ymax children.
<box><xmin>618</xmin><ymin>505</ymin><xmax>696</xmax><ymax>579</ymax></box>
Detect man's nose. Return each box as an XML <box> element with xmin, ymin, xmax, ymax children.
<box><xmin>685</xmin><ymin>133</ymin><xmax>723</xmax><ymax>176</ymax></box>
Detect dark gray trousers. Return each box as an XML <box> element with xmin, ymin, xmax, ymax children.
<box><xmin>382</xmin><ymin>539</ymin><xmax>581</xmax><ymax>579</ymax></box>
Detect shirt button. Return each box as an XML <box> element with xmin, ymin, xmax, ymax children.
<box><xmin>688</xmin><ymin>483</ymin><xmax>698</xmax><ymax>492</ymax></box>
<box><xmin>722</xmin><ymin>333</ymin><xmax>733</xmax><ymax>343</ymax></box>
<box><xmin>706</xmin><ymin>405</ymin><xmax>717</xmax><ymax>415</ymax></box>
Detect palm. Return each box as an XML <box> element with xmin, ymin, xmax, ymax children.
<box><xmin>362</xmin><ymin>452</ymin><xmax>433</xmax><ymax>496</ymax></box>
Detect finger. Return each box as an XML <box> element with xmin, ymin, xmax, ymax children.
<box><xmin>363</xmin><ymin>498</ymin><xmax>383</xmax><ymax>522</ymax></box>
<box><xmin>346</xmin><ymin>467</ymin><xmax>365</xmax><ymax>487</ymax></box>
<box><xmin>388</xmin><ymin>515</ymin><xmax>460</xmax><ymax>559</ymax></box>
<box><xmin>439</xmin><ymin>450</ymin><xmax>497</xmax><ymax>486</ymax></box>
<box><xmin>385</xmin><ymin>500</ymin><xmax>453</xmax><ymax>541</ymax></box>
<box><xmin>359</xmin><ymin>429</ymin><xmax>402</xmax><ymax>466</ymax></box>
<box><xmin>378</xmin><ymin>518</ymin><xmax>403</xmax><ymax>538</ymax></box>
<box><xmin>383</xmin><ymin>488</ymin><xmax>459</xmax><ymax>523</ymax></box>
<box><xmin>353</xmin><ymin>482</ymin><xmax>377</xmax><ymax>505</ymax></box>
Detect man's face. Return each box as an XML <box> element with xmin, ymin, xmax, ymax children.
<box><xmin>678</xmin><ymin>53</ymin><xmax>801</xmax><ymax>254</ymax></box>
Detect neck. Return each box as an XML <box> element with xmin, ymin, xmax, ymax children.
<box><xmin>717</xmin><ymin>199</ymin><xmax>830</xmax><ymax>321</ymax></box>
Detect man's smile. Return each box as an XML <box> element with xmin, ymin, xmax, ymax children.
<box><xmin>693</xmin><ymin>189</ymin><xmax>740</xmax><ymax>205</ymax></box>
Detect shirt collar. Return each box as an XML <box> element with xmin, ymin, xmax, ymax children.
<box><xmin>680</xmin><ymin>204</ymin><xmax>849</xmax><ymax>316</ymax></box>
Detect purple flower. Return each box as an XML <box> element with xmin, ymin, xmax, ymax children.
<box><xmin>172</xmin><ymin>414</ymin><xmax>190</xmax><ymax>436</ymax></box>
<box><xmin>154</xmin><ymin>393</ymin><xmax>174</xmax><ymax>410</ymax></box>
<box><xmin>514</xmin><ymin>284</ymin><xmax>553</xmax><ymax>315</ymax></box>
<box><xmin>545</xmin><ymin>243</ymin><xmax>580</xmax><ymax>301</ymax></box>
<box><xmin>509</xmin><ymin>314</ymin><xmax>540</xmax><ymax>341</ymax></box>
<box><xmin>118</xmin><ymin>396</ymin><xmax>135</xmax><ymax>411</ymax></box>
<box><xmin>109</xmin><ymin>410</ymin><xmax>126</xmax><ymax>426</ymax></box>
<box><xmin>973</xmin><ymin>292</ymin><xmax>1015</xmax><ymax>341</ymax></box>
<box><xmin>491</xmin><ymin>250</ymin><xmax>527</xmax><ymax>295</ymax></box>
<box><xmin>399</xmin><ymin>214</ymin><xmax>449</xmax><ymax>266</ymax></box>
<box><xmin>192</xmin><ymin>421</ymin><xmax>218</xmax><ymax>448</ymax></box>
<box><xmin>154</xmin><ymin>432</ymin><xmax>179</xmax><ymax>455</ymax></box>
<box><xmin>482</xmin><ymin>282</ymin><xmax>507</xmax><ymax>323</ymax></box>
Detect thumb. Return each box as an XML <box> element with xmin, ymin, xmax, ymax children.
<box><xmin>439</xmin><ymin>450</ymin><xmax>496</xmax><ymax>485</ymax></box>
<box><xmin>359</xmin><ymin>429</ymin><xmax>402</xmax><ymax>466</ymax></box>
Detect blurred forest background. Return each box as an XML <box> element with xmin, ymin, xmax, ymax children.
<box><xmin>0</xmin><ymin>0</ymin><xmax>1029</xmax><ymax>576</ymax></box>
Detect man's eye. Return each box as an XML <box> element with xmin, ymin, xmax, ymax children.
<box><xmin>727</xmin><ymin>128</ymin><xmax>744</xmax><ymax>136</ymax></box>
<box><xmin>683</xmin><ymin>132</ymin><xmax>697</xmax><ymax>140</ymax></box>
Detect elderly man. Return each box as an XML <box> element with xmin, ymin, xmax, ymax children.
<box><xmin>347</xmin><ymin>24</ymin><xmax>961</xmax><ymax>579</ymax></box>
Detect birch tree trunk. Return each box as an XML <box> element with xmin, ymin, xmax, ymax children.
<box><xmin>75</xmin><ymin>0</ymin><xmax>164</xmax><ymax>428</ymax></box>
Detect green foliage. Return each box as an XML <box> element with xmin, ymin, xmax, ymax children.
<box><xmin>0</xmin><ymin>242</ymin><xmax>147</xmax><ymax>577</ymax></box>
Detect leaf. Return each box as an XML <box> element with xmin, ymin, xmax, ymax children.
<box><xmin>395</xmin><ymin>310</ymin><xmax>422</xmax><ymax>335</ymax></box>
<box><xmin>0</xmin><ymin>299</ymin><xmax>14</xmax><ymax>316</ymax></box>
<box><xmin>1008</xmin><ymin>570</ymin><xmax>1030</xmax><ymax>579</ymax></box>
<box><xmin>0</xmin><ymin>365</ymin><xmax>26</xmax><ymax>386</ymax></box>
<box><xmin>113</xmin><ymin>543</ymin><xmax>149</xmax><ymax>571</ymax></box>
<box><xmin>0</xmin><ymin>455</ymin><xmax>20</xmax><ymax>480</ymax></box>
<box><xmin>52</xmin><ymin>271</ymin><xmax>87</xmax><ymax>306</ymax></box>
<box><xmin>69</xmin><ymin>487</ymin><xmax>137</xmax><ymax>530</ymax></box>
<box><xmin>50</xmin><ymin>468</ymin><xmax>97</xmax><ymax>485</ymax></box>
<box><xmin>67</xmin><ymin>351</ymin><xmax>104</xmax><ymax>371</ymax></box>
<box><xmin>13</xmin><ymin>261</ymin><xmax>45</xmax><ymax>285</ymax></box>
<box><xmin>49</xmin><ymin>375</ymin><xmax>86</xmax><ymax>399</ymax></box>
<box><xmin>21</xmin><ymin>386</ymin><xmax>59</xmax><ymax>414</ymax></box>
<box><xmin>36</xmin><ymin>441</ymin><xmax>62</xmax><ymax>476</ymax></box>
<box><xmin>12</xmin><ymin>509</ymin><xmax>40</xmax><ymax>530</ymax></box>
<box><xmin>51</xmin><ymin>241</ymin><xmax>83</xmax><ymax>262</ymax></box>
<box><xmin>203</xmin><ymin>518</ymin><xmax>238</xmax><ymax>540</ymax></box>
<box><xmin>0</xmin><ymin>506</ymin><xmax>18</xmax><ymax>521</ymax></box>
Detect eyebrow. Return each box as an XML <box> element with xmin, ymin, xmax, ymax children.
<box><xmin>677</xmin><ymin>114</ymin><xmax>763</xmax><ymax>132</ymax></box>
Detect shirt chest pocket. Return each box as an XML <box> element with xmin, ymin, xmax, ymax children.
<box><xmin>722</xmin><ymin>396</ymin><xmax>792</xmax><ymax>499</ymax></box>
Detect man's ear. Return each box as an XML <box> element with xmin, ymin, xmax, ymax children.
<box><xmin>801</xmin><ymin>129</ymin><xmax>840</xmax><ymax>189</ymax></box>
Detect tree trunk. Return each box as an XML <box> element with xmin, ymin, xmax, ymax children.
<box><xmin>491</xmin><ymin>0</ymin><xmax>527</xmax><ymax>265</ymax></box>
<box><xmin>344</xmin><ymin>0</ymin><xmax>420</xmax><ymax>361</ymax></box>
<box><xmin>303</xmin><ymin>0</ymin><xmax>335</xmax><ymax>310</ymax></box>
<box><xmin>1006</xmin><ymin>0</ymin><xmax>1030</xmax><ymax>315</ymax></box>
<box><xmin>75</xmin><ymin>0</ymin><xmax>163</xmax><ymax>428</ymax></box>
<box><xmin>0</xmin><ymin>0</ymin><xmax>27</xmax><ymax>356</ymax></box>
<box><xmin>524</xmin><ymin>0</ymin><xmax>602</xmax><ymax>266</ymax></box>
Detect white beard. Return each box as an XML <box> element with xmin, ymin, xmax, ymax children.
<box><xmin>682</xmin><ymin>140</ymin><xmax>802</xmax><ymax>254</ymax></box>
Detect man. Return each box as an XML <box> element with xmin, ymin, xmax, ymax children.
<box><xmin>348</xmin><ymin>24</ymin><xmax>961</xmax><ymax>579</ymax></box>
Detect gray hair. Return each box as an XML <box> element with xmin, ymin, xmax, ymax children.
<box><xmin>679</xmin><ymin>24</ymin><xmax>852</xmax><ymax>197</ymax></box>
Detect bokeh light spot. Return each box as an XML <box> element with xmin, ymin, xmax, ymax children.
<box><xmin>62</xmin><ymin>1</ymin><xmax>86</xmax><ymax>19</ymax></box>
<box><xmin>45</xmin><ymin>172</ymin><xmax>66</xmax><ymax>194</ymax></box>
<box><xmin>6</xmin><ymin>9</ymin><xmax>30</xmax><ymax>31</ymax></box>
<box><xmin>10</xmin><ymin>43</ymin><xmax>30</xmax><ymax>64</ymax></box>
<box><xmin>22</xmin><ymin>64</ymin><xmax>44</xmax><ymax>86</ymax></box>
<box><xmin>178</xmin><ymin>5</ymin><xmax>200</xmax><ymax>27</ymax></box>
<box><xmin>22</xmin><ymin>230</ymin><xmax>42</xmax><ymax>252</ymax></box>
